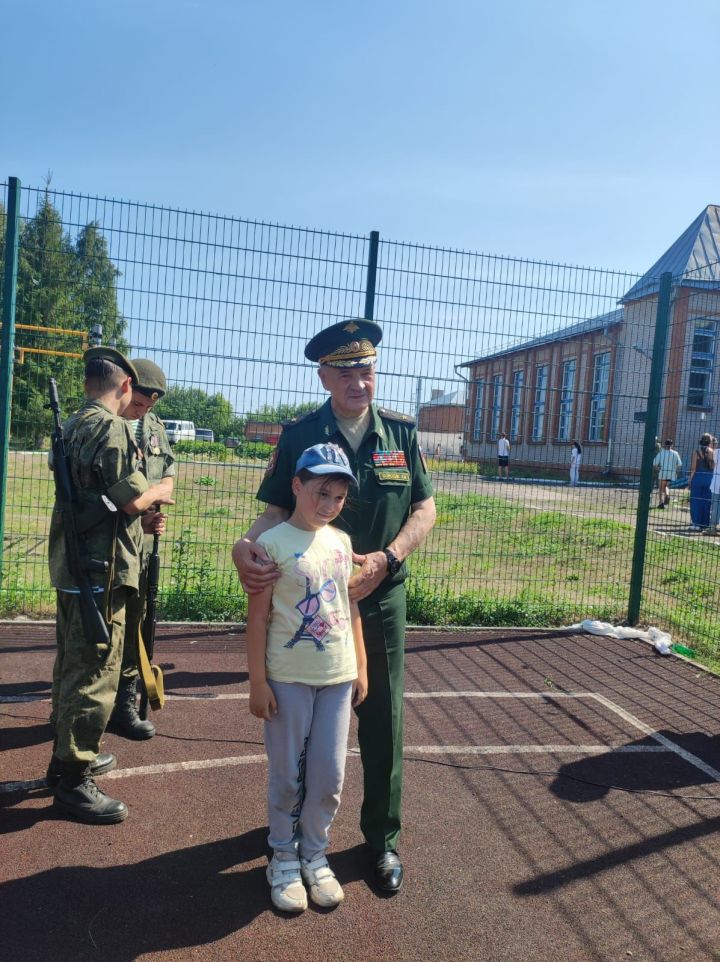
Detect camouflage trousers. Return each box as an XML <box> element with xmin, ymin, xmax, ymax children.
<box><xmin>120</xmin><ymin>552</ymin><xmax>150</xmax><ymax>683</ymax></box>
<box><xmin>51</xmin><ymin>587</ymin><xmax>128</xmax><ymax>766</ymax></box>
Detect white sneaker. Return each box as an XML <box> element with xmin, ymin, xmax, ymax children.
<box><xmin>300</xmin><ymin>855</ymin><xmax>345</xmax><ymax>907</ymax></box>
<box><xmin>266</xmin><ymin>855</ymin><xmax>308</xmax><ymax>912</ymax></box>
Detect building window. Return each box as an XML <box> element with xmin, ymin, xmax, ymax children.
<box><xmin>589</xmin><ymin>352</ymin><xmax>611</xmax><ymax>441</ymax></box>
<box><xmin>510</xmin><ymin>369</ymin><xmax>524</xmax><ymax>441</ymax></box>
<box><xmin>491</xmin><ymin>374</ymin><xmax>503</xmax><ymax>439</ymax></box>
<box><xmin>557</xmin><ymin>358</ymin><xmax>576</xmax><ymax>441</ymax></box>
<box><xmin>473</xmin><ymin>378</ymin><xmax>485</xmax><ymax>441</ymax></box>
<box><xmin>687</xmin><ymin>318</ymin><xmax>715</xmax><ymax>408</ymax></box>
<box><xmin>532</xmin><ymin>364</ymin><xmax>548</xmax><ymax>441</ymax></box>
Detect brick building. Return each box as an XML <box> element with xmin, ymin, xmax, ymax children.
<box><xmin>458</xmin><ymin>206</ymin><xmax>720</xmax><ymax>478</ymax></box>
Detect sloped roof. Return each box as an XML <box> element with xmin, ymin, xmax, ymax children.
<box><xmin>621</xmin><ymin>205</ymin><xmax>720</xmax><ymax>302</ymax></box>
<box><xmin>458</xmin><ymin>308</ymin><xmax>623</xmax><ymax>369</ymax></box>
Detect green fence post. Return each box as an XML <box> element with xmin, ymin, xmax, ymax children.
<box><xmin>0</xmin><ymin>176</ymin><xmax>21</xmax><ymax>585</ymax></box>
<box><xmin>627</xmin><ymin>271</ymin><xmax>673</xmax><ymax>625</ymax></box>
<box><xmin>364</xmin><ymin>230</ymin><xmax>380</xmax><ymax>320</ymax></box>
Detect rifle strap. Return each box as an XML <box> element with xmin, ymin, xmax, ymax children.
<box><xmin>104</xmin><ymin>514</ymin><xmax>120</xmax><ymax>626</ymax></box>
<box><xmin>137</xmin><ymin>624</ymin><xmax>165</xmax><ymax>711</ymax></box>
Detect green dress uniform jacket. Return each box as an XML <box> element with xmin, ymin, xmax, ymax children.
<box><xmin>257</xmin><ymin>398</ymin><xmax>433</xmax><ymax>852</ymax></box>
<box><xmin>48</xmin><ymin>399</ymin><xmax>150</xmax><ymax>767</ymax></box>
<box><xmin>121</xmin><ymin>411</ymin><xmax>175</xmax><ymax>682</ymax></box>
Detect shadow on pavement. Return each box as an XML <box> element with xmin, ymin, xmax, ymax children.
<box><xmin>1</xmin><ymin>828</ymin><xmax>269</xmax><ymax>958</ymax></box>
<box><xmin>550</xmin><ymin>731</ymin><xmax>720</xmax><ymax>802</ymax></box>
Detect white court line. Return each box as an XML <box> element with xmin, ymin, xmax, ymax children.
<box><xmin>4</xmin><ymin>689</ymin><xmax>719</xmax><ymax>792</ymax></box>
<box><xmin>0</xmin><ymin>745</ymin><xmax>673</xmax><ymax>794</ymax></box>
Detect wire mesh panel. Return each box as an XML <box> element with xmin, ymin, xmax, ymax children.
<box><xmin>373</xmin><ymin>239</ymin><xmax>654</xmax><ymax>631</ymax></box>
<box><xmin>635</xmin><ymin>249</ymin><xmax>720</xmax><ymax>655</ymax></box>
<box><xmin>1</xmin><ymin>185</ymin><xmax>368</xmax><ymax>620</ymax></box>
<box><xmin>3</xmin><ymin>183</ymin><xmax>720</xmax><ymax>660</ymax></box>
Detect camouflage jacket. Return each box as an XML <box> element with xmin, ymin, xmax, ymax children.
<box><xmin>48</xmin><ymin>399</ymin><xmax>149</xmax><ymax>591</ymax></box>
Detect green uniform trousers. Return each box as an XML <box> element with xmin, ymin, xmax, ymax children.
<box><xmin>355</xmin><ymin>580</ymin><xmax>406</xmax><ymax>853</ymax></box>
<box><xmin>51</xmin><ymin>588</ymin><xmax>128</xmax><ymax>765</ymax></box>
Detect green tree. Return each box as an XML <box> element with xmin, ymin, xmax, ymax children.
<box><xmin>247</xmin><ymin>401</ymin><xmax>318</xmax><ymax>424</ymax></box>
<box><xmin>3</xmin><ymin>194</ymin><xmax>127</xmax><ymax>445</ymax></box>
<box><xmin>157</xmin><ymin>386</ymin><xmax>240</xmax><ymax>439</ymax></box>
<box><xmin>74</xmin><ymin>222</ymin><xmax>128</xmax><ymax>351</ymax></box>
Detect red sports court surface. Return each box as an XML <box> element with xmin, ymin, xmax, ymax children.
<box><xmin>2</xmin><ymin>623</ymin><xmax>720</xmax><ymax>962</ymax></box>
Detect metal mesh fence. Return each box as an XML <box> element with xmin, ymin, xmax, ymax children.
<box><xmin>2</xmin><ymin>180</ymin><xmax>720</xmax><ymax>660</ymax></box>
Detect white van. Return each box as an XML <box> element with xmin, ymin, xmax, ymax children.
<box><xmin>162</xmin><ymin>420</ymin><xmax>196</xmax><ymax>444</ymax></box>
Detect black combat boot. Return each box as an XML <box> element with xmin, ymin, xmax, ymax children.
<box><xmin>53</xmin><ymin>766</ymin><xmax>128</xmax><ymax>824</ymax></box>
<box><xmin>46</xmin><ymin>751</ymin><xmax>117</xmax><ymax>788</ymax></box>
<box><xmin>107</xmin><ymin>677</ymin><xmax>156</xmax><ymax>740</ymax></box>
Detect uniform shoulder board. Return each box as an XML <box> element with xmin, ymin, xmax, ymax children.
<box><xmin>378</xmin><ymin>406</ymin><xmax>416</xmax><ymax>426</ymax></box>
<box><xmin>282</xmin><ymin>408</ymin><xmax>321</xmax><ymax>429</ymax></box>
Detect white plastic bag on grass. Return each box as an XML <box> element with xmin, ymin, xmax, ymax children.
<box><xmin>568</xmin><ymin>619</ymin><xmax>672</xmax><ymax>655</ymax></box>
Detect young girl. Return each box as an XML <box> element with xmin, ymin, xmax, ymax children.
<box><xmin>569</xmin><ymin>441</ymin><xmax>582</xmax><ymax>486</ymax></box>
<box><xmin>245</xmin><ymin>442</ymin><xmax>368</xmax><ymax>912</ymax></box>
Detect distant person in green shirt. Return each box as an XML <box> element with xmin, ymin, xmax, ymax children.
<box><xmin>233</xmin><ymin>318</ymin><xmax>436</xmax><ymax>894</ymax></box>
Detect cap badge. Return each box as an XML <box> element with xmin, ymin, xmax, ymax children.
<box><xmin>151</xmin><ymin>391</ymin><xmax>159</xmax><ymax>401</ymax></box>
<box><xmin>343</xmin><ymin>320</ymin><xmax>360</xmax><ymax>333</ymax></box>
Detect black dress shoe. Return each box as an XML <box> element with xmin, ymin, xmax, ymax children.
<box><xmin>45</xmin><ymin>751</ymin><xmax>117</xmax><ymax>788</ymax></box>
<box><xmin>374</xmin><ymin>850</ymin><xmax>403</xmax><ymax>893</ymax></box>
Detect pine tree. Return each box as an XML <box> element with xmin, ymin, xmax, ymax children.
<box><xmin>2</xmin><ymin>193</ymin><xmax>127</xmax><ymax>445</ymax></box>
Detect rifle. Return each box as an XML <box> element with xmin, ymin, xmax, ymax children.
<box><xmin>47</xmin><ymin>378</ymin><xmax>117</xmax><ymax>647</ymax></box>
<box><xmin>138</xmin><ymin>507</ymin><xmax>164</xmax><ymax>717</ymax></box>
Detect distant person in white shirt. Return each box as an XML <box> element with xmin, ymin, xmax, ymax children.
<box><xmin>703</xmin><ymin>436</ymin><xmax>720</xmax><ymax>535</ymax></box>
<box><xmin>497</xmin><ymin>432</ymin><xmax>510</xmax><ymax>479</ymax></box>
<box><xmin>569</xmin><ymin>441</ymin><xmax>582</xmax><ymax>486</ymax></box>
<box><xmin>652</xmin><ymin>439</ymin><xmax>682</xmax><ymax>509</ymax></box>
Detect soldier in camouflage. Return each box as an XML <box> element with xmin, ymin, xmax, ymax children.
<box><xmin>47</xmin><ymin>347</ymin><xmax>174</xmax><ymax>824</ymax></box>
<box><xmin>233</xmin><ymin>319</ymin><xmax>436</xmax><ymax>893</ymax></box>
<box><xmin>107</xmin><ymin>359</ymin><xmax>175</xmax><ymax>740</ymax></box>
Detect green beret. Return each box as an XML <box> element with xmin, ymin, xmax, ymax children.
<box><xmin>83</xmin><ymin>347</ymin><xmax>138</xmax><ymax>382</ymax></box>
<box><xmin>304</xmin><ymin>318</ymin><xmax>382</xmax><ymax>367</ymax></box>
<box><xmin>132</xmin><ymin>358</ymin><xmax>167</xmax><ymax>400</ymax></box>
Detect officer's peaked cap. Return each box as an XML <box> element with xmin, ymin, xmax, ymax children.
<box><xmin>304</xmin><ymin>318</ymin><xmax>382</xmax><ymax>368</ymax></box>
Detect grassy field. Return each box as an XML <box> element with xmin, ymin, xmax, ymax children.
<box><xmin>2</xmin><ymin>451</ymin><xmax>719</xmax><ymax>667</ymax></box>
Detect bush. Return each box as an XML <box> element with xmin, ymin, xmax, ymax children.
<box><xmin>232</xmin><ymin>440</ymin><xmax>274</xmax><ymax>460</ymax></box>
<box><xmin>158</xmin><ymin>530</ymin><xmax>247</xmax><ymax>621</ymax></box>
<box><xmin>174</xmin><ymin>440</ymin><xmax>229</xmax><ymax>460</ymax></box>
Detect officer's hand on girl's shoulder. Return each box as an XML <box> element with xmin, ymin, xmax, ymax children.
<box><xmin>235</xmin><ymin>539</ymin><xmax>280</xmax><ymax>594</ymax></box>
<box><xmin>349</xmin><ymin>551</ymin><xmax>388</xmax><ymax>602</ymax></box>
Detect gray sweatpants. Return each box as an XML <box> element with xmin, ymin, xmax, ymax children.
<box><xmin>265</xmin><ymin>680</ymin><xmax>353</xmax><ymax>861</ymax></box>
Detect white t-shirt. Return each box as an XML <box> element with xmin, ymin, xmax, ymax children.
<box><xmin>570</xmin><ymin>449</ymin><xmax>581</xmax><ymax>467</ymax></box>
<box><xmin>257</xmin><ymin>522</ymin><xmax>357</xmax><ymax>686</ymax></box>
<box><xmin>653</xmin><ymin>448</ymin><xmax>682</xmax><ymax>480</ymax></box>
<box><xmin>497</xmin><ymin>437</ymin><xmax>510</xmax><ymax>457</ymax></box>
<box><xmin>710</xmin><ymin>449</ymin><xmax>720</xmax><ymax>495</ymax></box>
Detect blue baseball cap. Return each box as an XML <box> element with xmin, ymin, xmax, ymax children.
<box><xmin>295</xmin><ymin>443</ymin><xmax>357</xmax><ymax>485</ymax></box>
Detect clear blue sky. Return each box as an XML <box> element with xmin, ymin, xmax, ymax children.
<box><xmin>3</xmin><ymin>0</ymin><xmax>719</xmax><ymax>273</ymax></box>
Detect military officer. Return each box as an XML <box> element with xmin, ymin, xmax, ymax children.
<box><xmin>233</xmin><ymin>319</ymin><xmax>436</xmax><ymax>892</ymax></box>
<box><xmin>108</xmin><ymin>359</ymin><xmax>175</xmax><ymax>740</ymax></box>
<box><xmin>47</xmin><ymin>347</ymin><xmax>174</xmax><ymax>824</ymax></box>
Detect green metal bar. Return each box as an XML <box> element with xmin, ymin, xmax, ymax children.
<box><xmin>0</xmin><ymin>177</ymin><xmax>21</xmax><ymax>585</ymax></box>
<box><xmin>364</xmin><ymin>229</ymin><xmax>380</xmax><ymax>320</ymax></box>
<box><xmin>627</xmin><ymin>271</ymin><xmax>673</xmax><ymax>625</ymax></box>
